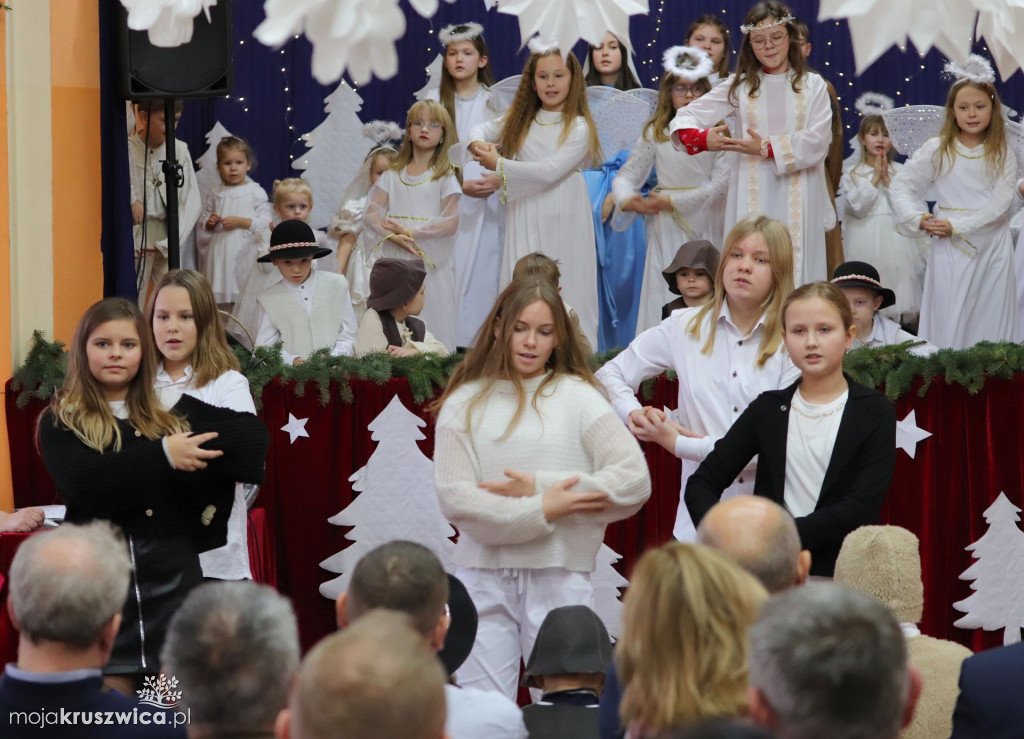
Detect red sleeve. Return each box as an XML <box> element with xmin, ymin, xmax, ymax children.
<box><xmin>765</xmin><ymin>142</ymin><xmax>775</xmax><ymax>159</ymax></box>
<box><xmin>674</xmin><ymin>128</ymin><xmax>708</xmax><ymax>155</ymax></box>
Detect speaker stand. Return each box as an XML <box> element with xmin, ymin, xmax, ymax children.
<box><xmin>162</xmin><ymin>98</ymin><xmax>182</xmax><ymax>270</ymax></box>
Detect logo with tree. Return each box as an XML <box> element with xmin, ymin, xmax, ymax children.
<box><xmin>136</xmin><ymin>675</ymin><xmax>183</xmax><ymax>709</ymax></box>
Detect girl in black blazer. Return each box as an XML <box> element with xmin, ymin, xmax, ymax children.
<box><xmin>685</xmin><ymin>282</ymin><xmax>896</xmax><ymax>576</ymax></box>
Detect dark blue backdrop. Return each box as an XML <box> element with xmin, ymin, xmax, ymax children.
<box><xmin>102</xmin><ymin>0</ymin><xmax>1022</xmax><ymax>297</ymax></box>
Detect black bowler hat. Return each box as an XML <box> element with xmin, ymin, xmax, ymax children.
<box><xmin>438</xmin><ymin>573</ymin><xmax>479</xmax><ymax>676</ymax></box>
<box><xmin>831</xmin><ymin>261</ymin><xmax>896</xmax><ymax>309</ymax></box>
<box><xmin>521</xmin><ymin>605</ymin><xmax>612</xmax><ymax>687</ymax></box>
<box><xmin>257</xmin><ymin>219</ymin><xmax>332</xmax><ymax>262</ymax></box>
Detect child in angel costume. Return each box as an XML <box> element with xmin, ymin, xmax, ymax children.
<box><xmin>329</xmin><ymin>122</ymin><xmax>401</xmax><ymax>322</ymax></box>
<box><xmin>456</xmin><ymin>39</ymin><xmax>604</xmax><ymax>348</ymax></box>
<box><xmin>612</xmin><ymin>46</ymin><xmax>728</xmax><ymax>335</ymax></box>
<box><xmin>888</xmin><ymin>55</ymin><xmax>1021</xmax><ymax>348</ymax></box>
<box><xmin>362</xmin><ymin>100</ymin><xmax>461</xmax><ymax>351</ymax></box>
<box><xmin>839</xmin><ymin>97</ymin><xmax>925</xmax><ymax>325</ymax></box>
<box><xmin>425</xmin><ymin>22</ymin><xmax>505</xmax><ymax>349</ymax></box>
<box><xmin>670</xmin><ymin>2</ymin><xmax>835</xmax><ymax>286</ymax></box>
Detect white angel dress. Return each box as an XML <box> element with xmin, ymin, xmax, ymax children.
<box><xmin>889</xmin><ymin>138</ymin><xmax>1019</xmax><ymax>348</ymax></box>
<box><xmin>839</xmin><ymin>160</ymin><xmax>925</xmax><ymax>323</ymax></box>
<box><xmin>198</xmin><ymin>178</ymin><xmax>273</xmax><ymax>304</ymax></box>
<box><xmin>330</xmin><ymin>195</ymin><xmax>373</xmax><ymax>322</ymax></box>
<box><xmin>669</xmin><ymin>71</ymin><xmax>836</xmax><ymax>285</ymax></box>
<box><xmin>363</xmin><ymin>167</ymin><xmax>461</xmax><ymax>351</ymax></box>
<box><xmin>612</xmin><ymin>130</ymin><xmax>728</xmax><ymax>334</ymax></box>
<box><xmin>462</xmin><ymin>110</ymin><xmax>599</xmax><ymax>347</ymax></box>
<box><xmin>427</xmin><ymin>88</ymin><xmax>506</xmax><ymax>348</ymax></box>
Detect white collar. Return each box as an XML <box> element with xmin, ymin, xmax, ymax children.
<box><xmin>155</xmin><ymin>362</ymin><xmax>194</xmax><ymax>386</ymax></box>
<box><xmin>719</xmin><ymin>300</ymin><xmax>766</xmax><ymax>337</ymax></box>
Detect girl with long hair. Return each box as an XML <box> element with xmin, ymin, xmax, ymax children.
<box><xmin>150</xmin><ymin>269</ymin><xmax>258</xmax><ymax>581</ymax></box>
<box><xmin>612</xmin><ymin>46</ymin><xmax>728</xmax><ymax>334</ymax></box>
<box><xmin>460</xmin><ymin>42</ymin><xmax>603</xmax><ymax>347</ymax></box>
<box><xmin>685</xmin><ymin>14</ymin><xmax>732</xmax><ymax>84</ymax></box>
<box><xmin>363</xmin><ymin>99</ymin><xmax>461</xmax><ymax>350</ymax></box>
<box><xmin>37</xmin><ymin>298</ymin><xmax>267</xmax><ymax>685</ymax></box>
<box><xmin>889</xmin><ymin>58</ymin><xmax>1019</xmax><ymax>347</ymax></box>
<box><xmin>596</xmin><ymin>214</ymin><xmax>799</xmax><ymax>541</ymax></box>
<box><xmin>433</xmin><ymin>279</ymin><xmax>650</xmax><ymax>699</ymax></box>
<box><xmin>670</xmin><ymin>2</ymin><xmax>834</xmax><ymax>286</ymax></box>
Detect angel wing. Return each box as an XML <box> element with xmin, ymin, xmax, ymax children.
<box><xmin>881</xmin><ymin>105</ymin><xmax>944</xmax><ymax>157</ymax></box>
<box><xmin>587</xmin><ymin>86</ymin><xmax>654</xmax><ymax>157</ymax></box>
<box><xmin>488</xmin><ymin>74</ymin><xmax>522</xmax><ymax>116</ymax></box>
<box><xmin>626</xmin><ymin>87</ymin><xmax>659</xmax><ymax>117</ymax></box>
<box><xmin>1006</xmin><ymin>120</ymin><xmax>1024</xmax><ymax>176</ymax></box>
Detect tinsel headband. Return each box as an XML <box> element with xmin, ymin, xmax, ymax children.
<box><xmin>362</xmin><ymin>120</ymin><xmax>403</xmax><ymax>147</ymax></box>
<box><xmin>944</xmin><ymin>54</ymin><xmax>996</xmax><ymax>85</ymax></box>
<box><xmin>854</xmin><ymin>92</ymin><xmax>894</xmax><ymax>116</ymax></box>
<box><xmin>439</xmin><ymin>22</ymin><xmax>484</xmax><ymax>46</ymax></box>
<box><xmin>662</xmin><ymin>46</ymin><xmax>713</xmax><ymax>83</ymax></box>
<box><xmin>740</xmin><ymin>13</ymin><xmax>794</xmax><ymax>35</ymax></box>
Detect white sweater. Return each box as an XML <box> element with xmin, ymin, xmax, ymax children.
<box><xmin>434</xmin><ymin>373</ymin><xmax>651</xmax><ymax>571</ymax></box>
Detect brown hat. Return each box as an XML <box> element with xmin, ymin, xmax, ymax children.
<box><xmin>662</xmin><ymin>240</ymin><xmax>719</xmax><ymax>295</ymax></box>
<box><xmin>367</xmin><ymin>258</ymin><xmax>427</xmax><ymax>311</ymax></box>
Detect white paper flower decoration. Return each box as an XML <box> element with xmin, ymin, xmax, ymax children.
<box><xmin>120</xmin><ymin>0</ymin><xmax>217</xmax><ymax>48</ymax></box>
<box><xmin>854</xmin><ymin>92</ymin><xmax>895</xmax><ymax>116</ymax></box>
<box><xmin>497</xmin><ymin>0</ymin><xmax>649</xmax><ymax>59</ymax></box>
<box><xmin>254</xmin><ymin>0</ymin><xmax>406</xmax><ymax>86</ymax></box>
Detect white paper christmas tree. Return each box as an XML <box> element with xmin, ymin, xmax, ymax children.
<box><xmin>592</xmin><ymin>543</ymin><xmax>629</xmax><ymax>639</ymax></box>
<box><xmin>319</xmin><ymin>396</ymin><xmax>456</xmax><ymax>599</ymax></box>
<box><xmin>953</xmin><ymin>492</ymin><xmax>1024</xmax><ymax>645</ymax></box>
<box><xmin>414</xmin><ymin>54</ymin><xmax>444</xmax><ymax>101</ymax></box>
<box><xmin>292</xmin><ymin>81</ymin><xmax>369</xmax><ymax>230</ymax></box>
<box><xmin>195</xmin><ymin>121</ymin><xmax>234</xmax><ymax>207</ymax></box>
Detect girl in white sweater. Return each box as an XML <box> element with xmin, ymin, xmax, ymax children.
<box><xmin>433</xmin><ymin>279</ymin><xmax>651</xmax><ymax>699</ymax></box>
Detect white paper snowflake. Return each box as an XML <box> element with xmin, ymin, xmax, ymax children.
<box><xmin>497</xmin><ymin>0</ymin><xmax>649</xmax><ymax>58</ymax></box>
<box><xmin>120</xmin><ymin>0</ymin><xmax>217</xmax><ymax>48</ymax></box>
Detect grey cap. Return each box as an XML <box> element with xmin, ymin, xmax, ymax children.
<box><xmin>521</xmin><ymin>605</ymin><xmax>613</xmax><ymax>687</ymax></box>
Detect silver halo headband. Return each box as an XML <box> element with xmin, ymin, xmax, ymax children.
<box><xmin>527</xmin><ymin>36</ymin><xmax>560</xmax><ymax>56</ymax></box>
<box><xmin>740</xmin><ymin>13</ymin><xmax>794</xmax><ymax>35</ymax></box>
<box><xmin>944</xmin><ymin>54</ymin><xmax>996</xmax><ymax>85</ymax></box>
<box><xmin>854</xmin><ymin>92</ymin><xmax>894</xmax><ymax>117</ymax></box>
<box><xmin>662</xmin><ymin>45</ymin><xmax>714</xmax><ymax>83</ymax></box>
<box><xmin>362</xmin><ymin>120</ymin><xmax>403</xmax><ymax>147</ymax></box>
<box><xmin>831</xmin><ymin>273</ymin><xmax>884</xmax><ymax>290</ymax></box>
<box><xmin>439</xmin><ymin>22</ymin><xmax>484</xmax><ymax>46</ymax></box>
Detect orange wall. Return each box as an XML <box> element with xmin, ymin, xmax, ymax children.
<box><xmin>50</xmin><ymin>0</ymin><xmax>103</xmax><ymax>343</ymax></box>
<box><xmin>0</xmin><ymin>10</ymin><xmax>11</xmax><ymax>511</ymax></box>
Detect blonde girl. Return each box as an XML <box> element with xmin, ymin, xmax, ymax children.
<box><xmin>433</xmin><ymin>279</ymin><xmax>650</xmax><ymax>699</ymax></box>
<box><xmin>890</xmin><ymin>59</ymin><xmax>1019</xmax><ymax>347</ymax></box>
<box><xmin>686</xmin><ymin>282</ymin><xmax>897</xmax><ymax>576</ymax></box>
<box><xmin>597</xmin><ymin>214</ymin><xmax>799</xmax><ymax>541</ymax></box>
<box><xmin>670</xmin><ymin>1</ymin><xmax>834</xmax><ymax>286</ymax></box>
<box><xmin>685</xmin><ymin>14</ymin><xmax>732</xmax><ymax>84</ymax></box>
<box><xmin>198</xmin><ymin>136</ymin><xmax>274</xmax><ymax>310</ymax></box>
<box><xmin>461</xmin><ymin>42</ymin><xmax>603</xmax><ymax>347</ymax></box>
<box><xmin>428</xmin><ymin>23</ymin><xmax>505</xmax><ymax>348</ymax></box>
<box><xmin>37</xmin><ymin>298</ymin><xmax>267</xmax><ymax>683</ymax></box>
<box><xmin>839</xmin><ymin>114</ymin><xmax>924</xmax><ymax>324</ymax></box>
<box><xmin>618</xmin><ymin>542</ymin><xmax>767</xmax><ymax>737</ymax></box>
<box><xmin>150</xmin><ymin>269</ymin><xmax>258</xmax><ymax>581</ymax></box>
<box><xmin>612</xmin><ymin>46</ymin><xmax>729</xmax><ymax>334</ymax></box>
<box><xmin>363</xmin><ymin>99</ymin><xmax>461</xmax><ymax>350</ymax></box>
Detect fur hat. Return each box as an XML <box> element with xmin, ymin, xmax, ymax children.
<box><xmin>366</xmin><ymin>258</ymin><xmax>427</xmax><ymax>311</ymax></box>
<box><xmin>521</xmin><ymin>605</ymin><xmax>612</xmax><ymax>687</ymax></box>
<box><xmin>833</xmin><ymin>525</ymin><xmax>924</xmax><ymax>624</ymax></box>
<box><xmin>662</xmin><ymin>240</ymin><xmax>719</xmax><ymax>295</ymax></box>
<box><xmin>257</xmin><ymin>220</ymin><xmax>332</xmax><ymax>263</ymax></box>
<box><xmin>831</xmin><ymin>261</ymin><xmax>896</xmax><ymax>309</ymax></box>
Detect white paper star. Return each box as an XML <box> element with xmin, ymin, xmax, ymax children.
<box><xmin>281</xmin><ymin>413</ymin><xmax>310</xmax><ymax>444</ymax></box>
<box><xmin>896</xmin><ymin>410</ymin><xmax>932</xmax><ymax>459</ymax></box>
<box><xmin>497</xmin><ymin>0</ymin><xmax>648</xmax><ymax>57</ymax></box>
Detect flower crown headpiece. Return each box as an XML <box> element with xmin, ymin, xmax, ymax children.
<box><xmin>527</xmin><ymin>36</ymin><xmax>560</xmax><ymax>56</ymax></box>
<box><xmin>362</xmin><ymin>120</ymin><xmax>403</xmax><ymax>148</ymax></box>
<box><xmin>943</xmin><ymin>54</ymin><xmax>996</xmax><ymax>85</ymax></box>
<box><xmin>439</xmin><ymin>22</ymin><xmax>484</xmax><ymax>46</ymax></box>
<box><xmin>854</xmin><ymin>92</ymin><xmax>894</xmax><ymax>117</ymax></box>
<box><xmin>662</xmin><ymin>46</ymin><xmax>714</xmax><ymax>83</ymax></box>
<box><xmin>740</xmin><ymin>13</ymin><xmax>794</xmax><ymax>35</ymax></box>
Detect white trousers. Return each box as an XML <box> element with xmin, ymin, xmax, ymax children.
<box><xmin>455</xmin><ymin>566</ymin><xmax>593</xmax><ymax>699</ymax></box>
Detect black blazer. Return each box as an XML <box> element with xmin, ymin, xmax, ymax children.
<box><xmin>685</xmin><ymin>377</ymin><xmax>896</xmax><ymax>576</ymax></box>
<box><xmin>951</xmin><ymin>642</ymin><xmax>1024</xmax><ymax>738</ymax></box>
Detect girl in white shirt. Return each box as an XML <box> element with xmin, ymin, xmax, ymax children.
<box><xmin>596</xmin><ymin>214</ymin><xmax>800</xmax><ymax>541</ymax></box>
<box><xmin>433</xmin><ymin>279</ymin><xmax>650</xmax><ymax>699</ymax></box>
<box><xmin>150</xmin><ymin>269</ymin><xmax>257</xmax><ymax>581</ymax></box>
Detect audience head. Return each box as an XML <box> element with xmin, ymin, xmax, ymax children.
<box><xmin>522</xmin><ymin>605</ymin><xmax>612</xmax><ymax>694</ymax></box>
<box><xmin>697</xmin><ymin>496</ymin><xmax>810</xmax><ymax>593</ymax></box>
<box><xmin>665</xmin><ymin>718</ymin><xmax>776</xmax><ymax>739</ymax></box>
<box><xmin>618</xmin><ymin>542</ymin><xmax>768</xmax><ymax>734</ymax></box>
<box><xmin>9</xmin><ymin>521</ymin><xmax>130</xmax><ymax>653</ymax></box>
<box><xmin>162</xmin><ymin>581</ymin><xmax>300</xmax><ymax>734</ymax></box>
<box><xmin>278</xmin><ymin>610</ymin><xmax>447</xmax><ymax>739</ymax></box>
<box><xmin>748</xmin><ymin>583</ymin><xmax>920</xmax><ymax>739</ymax></box>
<box><xmin>339</xmin><ymin>540</ymin><xmax>449</xmax><ymax>650</ymax></box>
<box><xmin>833</xmin><ymin>525</ymin><xmax>924</xmax><ymax>624</ymax></box>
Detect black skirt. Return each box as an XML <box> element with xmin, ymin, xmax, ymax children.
<box><xmin>106</xmin><ymin>534</ymin><xmax>202</xmax><ymax>675</ymax></box>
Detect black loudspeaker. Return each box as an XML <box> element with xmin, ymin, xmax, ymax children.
<box><xmin>116</xmin><ymin>0</ymin><xmax>233</xmax><ymax>99</ymax></box>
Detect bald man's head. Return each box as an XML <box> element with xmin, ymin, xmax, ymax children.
<box><xmin>696</xmin><ymin>497</ymin><xmax>810</xmax><ymax>593</ymax></box>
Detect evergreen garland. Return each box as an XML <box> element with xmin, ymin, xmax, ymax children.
<box><xmin>12</xmin><ymin>332</ymin><xmax>1024</xmax><ymax>409</ymax></box>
